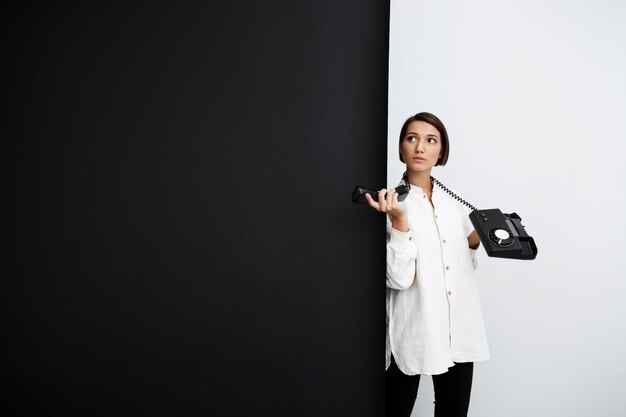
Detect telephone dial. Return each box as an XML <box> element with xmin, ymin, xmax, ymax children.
<box><xmin>352</xmin><ymin>175</ymin><xmax>538</xmax><ymax>260</ymax></box>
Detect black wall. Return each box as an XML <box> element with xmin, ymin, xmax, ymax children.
<box><xmin>3</xmin><ymin>1</ymin><xmax>389</xmax><ymax>416</ymax></box>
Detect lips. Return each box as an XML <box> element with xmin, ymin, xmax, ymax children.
<box><xmin>412</xmin><ymin>157</ymin><xmax>426</xmax><ymax>162</ymax></box>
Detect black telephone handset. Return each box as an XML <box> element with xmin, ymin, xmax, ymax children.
<box><xmin>353</xmin><ymin>175</ymin><xmax>538</xmax><ymax>260</ymax></box>
<box><xmin>351</xmin><ymin>184</ymin><xmax>411</xmax><ymax>205</ymax></box>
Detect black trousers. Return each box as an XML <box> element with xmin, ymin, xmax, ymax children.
<box><xmin>386</xmin><ymin>355</ymin><xmax>474</xmax><ymax>417</ymax></box>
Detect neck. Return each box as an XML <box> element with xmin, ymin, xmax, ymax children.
<box><xmin>405</xmin><ymin>169</ymin><xmax>433</xmax><ymax>192</ymax></box>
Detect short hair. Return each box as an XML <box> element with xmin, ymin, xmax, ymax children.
<box><xmin>398</xmin><ymin>112</ymin><xmax>450</xmax><ymax>166</ymax></box>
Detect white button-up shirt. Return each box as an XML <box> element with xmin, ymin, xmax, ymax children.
<box><xmin>385</xmin><ymin>183</ymin><xmax>490</xmax><ymax>375</ymax></box>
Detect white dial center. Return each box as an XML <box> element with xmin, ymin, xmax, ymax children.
<box><xmin>494</xmin><ymin>229</ymin><xmax>510</xmax><ymax>240</ymax></box>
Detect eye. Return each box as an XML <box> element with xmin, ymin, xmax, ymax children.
<box><xmin>428</xmin><ymin>138</ymin><xmax>438</xmax><ymax>144</ymax></box>
<box><xmin>405</xmin><ymin>136</ymin><xmax>416</xmax><ymax>143</ymax></box>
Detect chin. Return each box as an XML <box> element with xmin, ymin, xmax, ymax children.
<box><xmin>407</xmin><ymin>163</ymin><xmax>434</xmax><ymax>172</ymax></box>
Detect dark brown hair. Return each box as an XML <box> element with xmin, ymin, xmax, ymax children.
<box><xmin>398</xmin><ymin>112</ymin><xmax>449</xmax><ymax>166</ymax></box>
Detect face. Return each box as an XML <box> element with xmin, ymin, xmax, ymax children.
<box><xmin>400</xmin><ymin>121</ymin><xmax>442</xmax><ymax>173</ymax></box>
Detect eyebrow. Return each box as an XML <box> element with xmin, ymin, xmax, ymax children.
<box><xmin>405</xmin><ymin>131</ymin><xmax>439</xmax><ymax>138</ymax></box>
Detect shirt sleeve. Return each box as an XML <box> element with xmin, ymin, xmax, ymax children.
<box><xmin>462</xmin><ymin>203</ymin><xmax>475</xmax><ymax>237</ymax></box>
<box><xmin>469</xmin><ymin>247</ymin><xmax>479</xmax><ymax>270</ymax></box>
<box><xmin>461</xmin><ymin>204</ymin><xmax>479</xmax><ymax>270</ymax></box>
<box><xmin>386</xmin><ymin>217</ymin><xmax>418</xmax><ymax>290</ymax></box>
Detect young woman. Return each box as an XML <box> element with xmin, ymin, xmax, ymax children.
<box><xmin>365</xmin><ymin>112</ymin><xmax>490</xmax><ymax>417</ymax></box>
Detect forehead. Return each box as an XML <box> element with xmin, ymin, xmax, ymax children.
<box><xmin>405</xmin><ymin>120</ymin><xmax>440</xmax><ymax>137</ymax></box>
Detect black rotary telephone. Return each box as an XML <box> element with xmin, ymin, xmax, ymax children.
<box><xmin>352</xmin><ymin>175</ymin><xmax>538</xmax><ymax>260</ymax></box>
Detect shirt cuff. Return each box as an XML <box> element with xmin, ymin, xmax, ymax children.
<box><xmin>389</xmin><ymin>227</ymin><xmax>414</xmax><ymax>245</ymax></box>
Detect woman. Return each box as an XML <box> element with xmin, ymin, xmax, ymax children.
<box><xmin>365</xmin><ymin>112</ymin><xmax>490</xmax><ymax>417</ymax></box>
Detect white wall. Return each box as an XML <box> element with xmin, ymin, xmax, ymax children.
<box><xmin>388</xmin><ymin>1</ymin><xmax>626</xmax><ymax>416</ymax></box>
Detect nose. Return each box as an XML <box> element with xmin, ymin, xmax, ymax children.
<box><xmin>415</xmin><ymin>139</ymin><xmax>424</xmax><ymax>153</ymax></box>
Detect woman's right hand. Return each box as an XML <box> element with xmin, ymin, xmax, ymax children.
<box><xmin>364</xmin><ymin>189</ymin><xmax>409</xmax><ymax>232</ymax></box>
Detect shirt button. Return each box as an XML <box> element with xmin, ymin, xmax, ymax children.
<box><xmin>423</xmin><ymin>194</ymin><xmax>427</xmax><ymax>198</ymax></box>
<box><xmin>434</xmin><ymin>215</ymin><xmax>438</xmax><ymax>219</ymax></box>
<box><xmin>446</xmin><ymin>266</ymin><xmax>450</xmax><ymax>270</ymax></box>
<box><xmin>448</xmin><ymin>291</ymin><xmax>452</xmax><ymax>295</ymax></box>
<box><xmin>442</xmin><ymin>239</ymin><xmax>447</xmax><ymax>244</ymax></box>
<box><xmin>408</xmin><ymin>236</ymin><xmax>412</xmax><ymax>241</ymax></box>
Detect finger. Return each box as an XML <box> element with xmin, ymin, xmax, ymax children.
<box><xmin>378</xmin><ymin>189</ymin><xmax>388</xmax><ymax>211</ymax></box>
<box><xmin>387</xmin><ymin>189</ymin><xmax>396</xmax><ymax>207</ymax></box>
<box><xmin>365</xmin><ymin>193</ymin><xmax>380</xmax><ymax>210</ymax></box>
